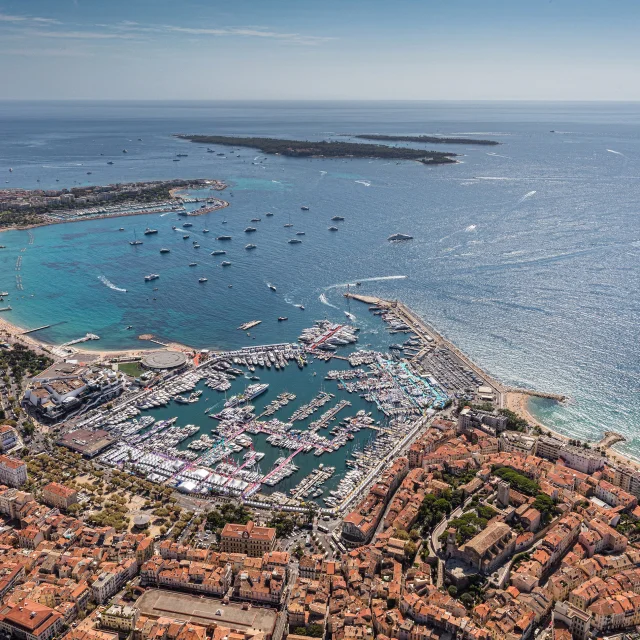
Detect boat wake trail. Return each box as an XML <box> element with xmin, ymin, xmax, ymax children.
<box><xmin>324</xmin><ymin>275</ymin><xmax>408</xmax><ymax>290</ymax></box>
<box><xmin>98</xmin><ymin>275</ymin><xmax>127</xmax><ymax>292</ymax></box>
<box><xmin>518</xmin><ymin>190</ymin><xmax>537</xmax><ymax>203</ymax></box>
<box><xmin>355</xmin><ymin>180</ymin><xmax>371</xmax><ymax>187</ymax></box>
<box><xmin>319</xmin><ymin>293</ymin><xmax>339</xmax><ymax>309</ymax></box>
<box><xmin>607</xmin><ymin>149</ymin><xmax>625</xmax><ymax>156</ymax></box>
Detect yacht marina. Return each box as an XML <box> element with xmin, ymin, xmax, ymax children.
<box><xmin>62</xmin><ymin>300</ymin><xmax>502</xmax><ymax>511</ymax></box>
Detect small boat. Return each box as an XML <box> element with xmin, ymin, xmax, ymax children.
<box><xmin>266</xmin><ymin>212</ymin><xmax>274</xmax><ymax>217</ymax></box>
<box><xmin>144</xmin><ymin>274</ymin><xmax>160</xmax><ymax>282</ymax></box>
<box><xmin>217</xmin><ymin>235</ymin><xmax>232</xmax><ymax>241</ymax></box>
<box><xmin>183</xmin><ymin>222</ymin><xmax>193</xmax><ymax>227</ymax></box>
<box><xmin>189</xmin><ymin>262</ymin><xmax>197</xmax><ymax>267</ymax></box>
<box><xmin>160</xmin><ymin>248</ymin><xmax>171</xmax><ymax>253</ymax></box>
<box><xmin>297</xmin><ymin>305</ymin><xmax>305</xmax><ymax>310</ymax></box>
<box><xmin>228</xmin><ymin>284</ymin><xmax>233</xmax><ymax>288</ymax></box>
<box><xmin>144</xmin><ymin>228</ymin><xmax>158</xmax><ymax>235</ymax></box>
<box><xmin>176</xmin><ymin>153</ymin><xmax>188</xmax><ymax>157</ymax></box>
<box><xmin>202</xmin><ymin>229</ymin><xmax>210</xmax><ymax>233</ymax></box>
<box><xmin>107</xmin><ymin>161</ymin><xmax>114</xmax><ymax>165</ymax></box>
<box><xmin>301</xmin><ymin>206</ymin><xmax>310</xmax><ymax>211</ymax></box>
<box><xmin>173</xmin><ymin>159</ymin><xmax>180</xmax><ymax>162</ymax></box>
<box><xmin>244</xmin><ymin>227</ymin><xmax>257</xmax><ymax>233</ymax></box>
<box><xmin>288</xmin><ymin>238</ymin><xmax>302</xmax><ymax>244</ymax></box>
<box><xmin>86</xmin><ymin>171</ymin><xmax>92</xmax><ymax>175</ymax></box>
<box><xmin>129</xmin><ymin>230</ymin><xmax>143</xmax><ymax>245</ymax></box>
<box><xmin>245</xmin><ymin>244</ymin><xmax>256</xmax><ymax>250</ymax></box>
<box><xmin>250</xmin><ymin>218</ymin><xmax>261</xmax><ymax>222</ymax></box>
<box><xmin>119</xmin><ymin>227</ymin><xmax>124</xmax><ymax>231</ymax></box>
<box><xmin>296</xmin><ymin>231</ymin><xmax>305</xmax><ymax>236</ymax></box>
<box><xmin>199</xmin><ymin>277</ymin><xmax>208</xmax><ymax>283</ymax></box>
<box><xmin>331</xmin><ymin>216</ymin><xmax>345</xmax><ymax>221</ymax></box>
<box><xmin>278</xmin><ymin>317</ymin><xmax>288</xmax><ymax>322</ymax></box>
<box><xmin>211</xmin><ymin>250</ymin><xmax>226</xmax><ymax>256</ymax></box>
<box><xmin>328</xmin><ymin>226</ymin><xmax>338</xmax><ymax>231</ymax></box>
<box><xmin>122</xmin><ymin>149</ymin><xmax>128</xmax><ymax>153</ymax></box>
<box><xmin>221</xmin><ymin>261</ymin><xmax>232</xmax><ymax>267</ymax></box>
<box><xmin>126</xmin><ymin>325</ymin><xmax>133</xmax><ymax>330</ymax></box>
<box><xmin>193</xmin><ymin>243</ymin><xmax>200</xmax><ymax>248</ymax></box>
<box><xmin>284</xmin><ymin>223</ymin><xmax>293</xmax><ymax>228</ymax></box>
<box><xmin>268</xmin><ymin>284</ymin><xmax>277</xmax><ymax>292</ymax></box>
<box><xmin>388</xmin><ymin>233</ymin><xmax>414</xmax><ymax>242</ymax></box>
<box><xmin>183</xmin><ymin>234</ymin><xmax>190</xmax><ymax>239</ymax></box>
<box><xmin>172</xmin><ymin>225</ymin><xmax>177</xmax><ymax>230</ymax></box>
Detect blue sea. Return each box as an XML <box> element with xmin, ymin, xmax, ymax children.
<box><xmin>0</xmin><ymin>101</ymin><xmax>639</xmax><ymax>458</ymax></box>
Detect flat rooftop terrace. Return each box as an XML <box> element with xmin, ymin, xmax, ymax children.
<box><xmin>135</xmin><ymin>589</ymin><xmax>277</xmax><ymax>635</ymax></box>
<box><xmin>57</xmin><ymin>428</ymin><xmax>114</xmax><ymax>457</ymax></box>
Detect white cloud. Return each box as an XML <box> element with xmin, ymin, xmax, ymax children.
<box><xmin>0</xmin><ymin>13</ymin><xmax>332</xmax><ymax>47</ymax></box>
<box><xmin>28</xmin><ymin>29</ymin><xmax>136</xmax><ymax>40</ymax></box>
<box><xmin>0</xmin><ymin>12</ymin><xmax>59</xmax><ymax>24</ymax></box>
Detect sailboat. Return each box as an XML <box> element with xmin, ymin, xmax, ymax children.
<box><xmin>129</xmin><ymin>230</ymin><xmax>143</xmax><ymax>246</ymax></box>
<box><xmin>284</xmin><ymin>211</ymin><xmax>293</xmax><ymax>228</ymax></box>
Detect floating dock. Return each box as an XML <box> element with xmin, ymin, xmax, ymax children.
<box><xmin>238</xmin><ymin>320</ymin><xmax>262</xmax><ymax>331</ymax></box>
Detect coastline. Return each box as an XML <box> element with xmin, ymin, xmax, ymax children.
<box><xmin>0</xmin><ymin>315</ymin><xmax>195</xmax><ymax>359</ymax></box>
<box><xmin>3</xmin><ymin>288</ymin><xmax>636</xmax><ymax>475</ymax></box>
<box><xmin>0</xmin><ymin>198</ymin><xmax>229</xmax><ymax>235</ymax></box>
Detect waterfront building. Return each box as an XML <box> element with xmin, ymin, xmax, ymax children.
<box><xmin>0</xmin><ymin>426</ymin><xmax>18</xmax><ymax>453</ymax></box>
<box><xmin>101</xmin><ymin>605</ymin><xmax>139</xmax><ymax>632</ymax></box>
<box><xmin>0</xmin><ymin>455</ymin><xmax>27</xmax><ymax>487</ymax></box>
<box><xmin>41</xmin><ymin>481</ymin><xmax>78</xmax><ymax>510</ymax></box>
<box><xmin>0</xmin><ymin>599</ymin><xmax>64</xmax><ymax>640</ymax></box>
<box><xmin>536</xmin><ymin>435</ymin><xmax>565</xmax><ymax>461</ymax></box>
<box><xmin>559</xmin><ymin>445</ymin><xmax>606</xmax><ymax>475</ymax></box>
<box><xmin>499</xmin><ymin>431</ymin><xmax>537</xmax><ymax>456</ymax></box>
<box><xmin>220</xmin><ymin>521</ymin><xmax>276</xmax><ymax>557</ymax></box>
<box><xmin>457</xmin><ymin>408</ymin><xmax>507</xmax><ymax>436</ymax></box>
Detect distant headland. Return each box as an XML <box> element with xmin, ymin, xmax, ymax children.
<box><xmin>0</xmin><ymin>179</ymin><xmax>227</xmax><ymax>231</ymax></box>
<box><xmin>175</xmin><ymin>134</ymin><xmax>459</xmax><ymax>165</ymax></box>
<box><xmin>352</xmin><ymin>133</ymin><xmax>499</xmax><ymax>145</ymax></box>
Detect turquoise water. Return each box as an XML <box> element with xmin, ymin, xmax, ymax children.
<box><xmin>1</xmin><ymin>101</ymin><xmax>639</xmax><ymax>457</ymax></box>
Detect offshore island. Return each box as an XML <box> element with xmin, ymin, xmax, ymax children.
<box><xmin>176</xmin><ymin>134</ymin><xmax>460</xmax><ymax>164</ymax></box>
<box><xmin>0</xmin><ymin>248</ymin><xmax>636</xmax><ymax>640</ymax></box>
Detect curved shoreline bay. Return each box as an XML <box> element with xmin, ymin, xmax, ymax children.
<box><xmin>0</xmin><ymin>100</ymin><xmax>638</xmax><ymax>458</ymax></box>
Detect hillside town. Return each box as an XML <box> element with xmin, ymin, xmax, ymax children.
<box><xmin>0</xmin><ymin>396</ymin><xmax>639</xmax><ymax>640</ymax></box>
<box><xmin>0</xmin><ymin>298</ymin><xmax>639</xmax><ymax>640</ymax></box>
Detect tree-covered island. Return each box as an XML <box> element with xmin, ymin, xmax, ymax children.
<box><xmin>175</xmin><ymin>134</ymin><xmax>459</xmax><ymax>165</ymax></box>
<box><xmin>353</xmin><ymin>134</ymin><xmax>499</xmax><ymax>145</ymax></box>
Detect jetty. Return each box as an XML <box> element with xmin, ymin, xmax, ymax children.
<box><xmin>22</xmin><ymin>324</ymin><xmax>52</xmax><ymax>335</ymax></box>
<box><xmin>344</xmin><ymin>292</ymin><xmax>568</xmax><ymax>407</ymax></box>
<box><xmin>61</xmin><ymin>333</ymin><xmax>100</xmax><ymax>347</ymax></box>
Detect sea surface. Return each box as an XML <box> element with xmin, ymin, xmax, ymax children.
<box><xmin>0</xmin><ymin>101</ymin><xmax>639</xmax><ymax>459</ymax></box>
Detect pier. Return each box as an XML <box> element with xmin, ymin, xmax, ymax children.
<box><xmin>22</xmin><ymin>324</ymin><xmax>51</xmax><ymax>334</ymax></box>
<box><xmin>344</xmin><ymin>292</ymin><xmax>568</xmax><ymax>407</ymax></box>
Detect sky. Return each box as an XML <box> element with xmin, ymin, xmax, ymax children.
<box><xmin>1</xmin><ymin>0</ymin><xmax>640</xmax><ymax>101</ymax></box>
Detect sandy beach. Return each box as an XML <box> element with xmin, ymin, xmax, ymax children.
<box><xmin>0</xmin><ymin>315</ymin><xmax>195</xmax><ymax>360</ymax></box>
<box><xmin>3</xmin><ymin>299</ymin><xmax>637</xmax><ymax>476</ymax></box>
